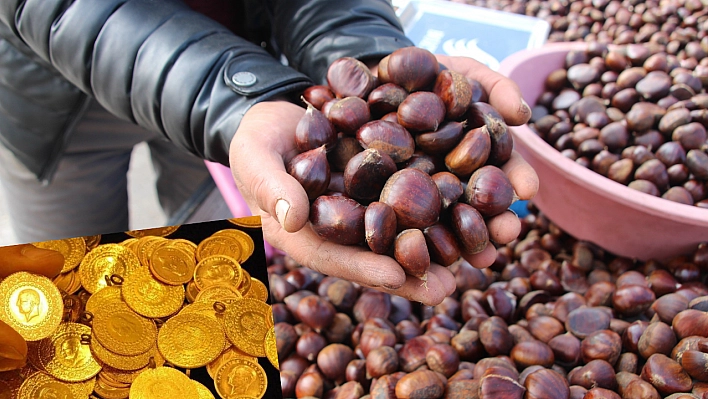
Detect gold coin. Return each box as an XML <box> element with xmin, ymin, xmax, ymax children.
<box><xmin>52</xmin><ymin>270</ymin><xmax>75</xmax><ymax>294</ymax></box>
<box><xmin>129</xmin><ymin>367</ymin><xmax>199</xmax><ymax>399</ymax></box>
<box><xmin>193</xmin><ymin>255</ymin><xmax>242</xmax><ymax>291</ymax></box>
<box><xmin>264</xmin><ymin>327</ymin><xmax>279</xmax><ymax>370</ymax></box>
<box><xmin>84</xmin><ymin>235</ymin><xmax>102</xmax><ymax>250</ymax></box>
<box><xmin>101</xmin><ymin>365</ymin><xmax>144</xmax><ymax>385</ymax></box>
<box><xmin>193</xmin><ymin>380</ymin><xmax>216</xmax><ymax>399</ymax></box>
<box><xmin>196</xmin><ymin>236</ymin><xmax>242</xmax><ymax>263</ymax></box>
<box><xmin>17</xmin><ymin>372</ymin><xmax>74</xmax><ymax>399</ymax></box>
<box><xmin>122</xmin><ymin>267</ymin><xmax>184</xmax><ymax>319</ymax></box>
<box><xmin>38</xmin><ymin>323</ymin><xmax>101</xmax><ymax>382</ymax></box>
<box><xmin>194</xmin><ymin>284</ymin><xmax>242</xmax><ymax>304</ymax></box>
<box><xmin>222</xmin><ymin>299</ymin><xmax>272</xmax><ymax>357</ymax></box>
<box><xmin>179</xmin><ymin>302</ymin><xmax>221</xmax><ymax>321</ymax></box>
<box><xmin>64</xmin><ymin>271</ymin><xmax>83</xmax><ymax>296</ymax></box>
<box><xmin>0</xmin><ymin>272</ymin><xmax>63</xmax><ymax>341</ymax></box>
<box><xmin>94</xmin><ymin>374</ymin><xmax>130</xmax><ymax>399</ymax></box>
<box><xmin>245</xmin><ymin>278</ymin><xmax>268</xmax><ymax>302</ymax></box>
<box><xmin>32</xmin><ymin>237</ymin><xmax>87</xmax><ymax>274</ymax></box>
<box><xmin>185</xmin><ymin>280</ymin><xmax>200</xmax><ymax>303</ymax></box>
<box><xmin>84</xmin><ymin>285</ymin><xmax>122</xmax><ymax>315</ymax></box>
<box><xmin>227</xmin><ymin>216</ymin><xmax>262</xmax><ymax>228</ymax></box>
<box><xmin>125</xmin><ymin>225</ymin><xmax>180</xmax><ymax>238</ymax></box>
<box><xmin>78</xmin><ymin>244</ymin><xmax>140</xmax><ymax>294</ymax></box>
<box><xmin>214</xmin><ymin>359</ymin><xmax>267</xmax><ymax>399</ymax></box>
<box><xmin>170</xmin><ymin>239</ymin><xmax>197</xmax><ymax>257</ymax></box>
<box><xmin>237</xmin><ymin>270</ymin><xmax>252</xmax><ymax>297</ymax></box>
<box><xmin>89</xmin><ymin>337</ymin><xmax>153</xmax><ymax>371</ymax></box>
<box><xmin>92</xmin><ymin>301</ymin><xmax>156</xmax><ymax>356</ymax></box>
<box><xmin>134</xmin><ymin>237</ymin><xmax>168</xmax><ymax>267</ymax></box>
<box><xmin>212</xmin><ymin>229</ymin><xmax>255</xmax><ymax>264</ymax></box>
<box><xmin>206</xmin><ymin>347</ymin><xmax>258</xmax><ymax>379</ymax></box>
<box><xmin>149</xmin><ymin>246</ymin><xmax>196</xmax><ymax>285</ymax></box>
<box><xmin>121</xmin><ymin>237</ymin><xmax>139</xmax><ymax>252</ymax></box>
<box><xmin>156</xmin><ymin>313</ymin><xmax>225</xmax><ymax>369</ymax></box>
<box><xmin>70</xmin><ymin>376</ymin><xmax>96</xmax><ymax>398</ymax></box>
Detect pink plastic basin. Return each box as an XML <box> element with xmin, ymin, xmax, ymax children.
<box><xmin>498</xmin><ymin>42</ymin><xmax>708</xmax><ymax>261</ymax></box>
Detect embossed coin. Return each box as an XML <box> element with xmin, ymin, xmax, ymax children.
<box><xmin>264</xmin><ymin>327</ymin><xmax>279</xmax><ymax>370</ymax></box>
<box><xmin>222</xmin><ymin>298</ymin><xmax>272</xmax><ymax>357</ymax></box>
<box><xmin>84</xmin><ymin>285</ymin><xmax>122</xmax><ymax>315</ymax></box>
<box><xmin>17</xmin><ymin>372</ymin><xmax>74</xmax><ymax>399</ymax></box>
<box><xmin>185</xmin><ymin>280</ymin><xmax>200</xmax><ymax>303</ymax></box>
<box><xmin>227</xmin><ymin>215</ymin><xmax>262</xmax><ymax>228</ymax></box>
<box><xmin>94</xmin><ymin>374</ymin><xmax>130</xmax><ymax>399</ymax></box>
<box><xmin>89</xmin><ymin>338</ymin><xmax>153</xmax><ymax>371</ymax></box>
<box><xmin>170</xmin><ymin>238</ymin><xmax>198</xmax><ymax>257</ymax></box>
<box><xmin>157</xmin><ymin>313</ymin><xmax>225</xmax><ymax>369</ymax></box>
<box><xmin>122</xmin><ymin>267</ymin><xmax>184</xmax><ymax>319</ymax></box>
<box><xmin>129</xmin><ymin>366</ymin><xmax>199</xmax><ymax>399</ymax></box>
<box><xmin>196</xmin><ymin>236</ymin><xmax>242</xmax><ymax>263</ymax></box>
<box><xmin>125</xmin><ymin>225</ymin><xmax>180</xmax><ymax>238</ymax></box>
<box><xmin>245</xmin><ymin>278</ymin><xmax>268</xmax><ymax>302</ymax></box>
<box><xmin>212</xmin><ymin>229</ymin><xmax>255</xmax><ymax>264</ymax></box>
<box><xmin>33</xmin><ymin>237</ymin><xmax>86</xmax><ymax>273</ymax></box>
<box><xmin>92</xmin><ymin>301</ymin><xmax>156</xmax><ymax>356</ymax></box>
<box><xmin>78</xmin><ymin>244</ymin><xmax>140</xmax><ymax>294</ymax></box>
<box><xmin>206</xmin><ymin>347</ymin><xmax>258</xmax><ymax>379</ymax></box>
<box><xmin>194</xmin><ymin>255</ymin><xmax>242</xmax><ymax>291</ymax></box>
<box><xmin>194</xmin><ymin>284</ymin><xmax>242</xmax><ymax>304</ymax></box>
<box><xmin>39</xmin><ymin>323</ymin><xmax>101</xmax><ymax>382</ymax></box>
<box><xmin>237</xmin><ymin>269</ymin><xmax>252</xmax><ymax>297</ymax></box>
<box><xmin>215</xmin><ymin>358</ymin><xmax>267</xmax><ymax>399</ymax></box>
<box><xmin>134</xmin><ymin>236</ymin><xmax>168</xmax><ymax>268</ymax></box>
<box><xmin>149</xmin><ymin>246</ymin><xmax>195</xmax><ymax>285</ymax></box>
<box><xmin>0</xmin><ymin>272</ymin><xmax>63</xmax><ymax>341</ymax></box>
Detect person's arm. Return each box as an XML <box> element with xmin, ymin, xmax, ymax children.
<box><xmin>0</xmin><ymin>0</ymin><xmax>314</xmax><ymax>165</ymax></box>
<box><xmin>266</xmin><ymin>0</ymin><xmax>414</xmax><ymax>83</ymax></box>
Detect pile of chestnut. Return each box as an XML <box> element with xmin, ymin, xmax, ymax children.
<box><xmin>453</xmin><ymin>0</ymin><xmax>708</xmax><ymax>47</ymax></box>
<box><xmin>269</xmin><ymin>201</ymin><xmax>708</xmax><ymax>399</ymax></box>
<box><xmin>288</xmin><ymin>46</ymin><xmax>516</xmax><ymax>281</ymax></box>
<box><xmin>529</xmin><ymin>42</ymin><xmax>708</xmax><ymax>208</ymax></box>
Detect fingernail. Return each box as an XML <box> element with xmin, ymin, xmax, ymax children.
<box><xmin>21</xmin><ymin>245</ymin><xmax>55</xmax><ymax>260</ymax></box>
<box><xmin>275</xmin><ymin>199</ymin><xmax>290</xmax><ymax>229</ymax></box>
<box><xmin>520</xmin><ymin>98</ymin><xmax>531</xmax><ymax>116</ymax></box>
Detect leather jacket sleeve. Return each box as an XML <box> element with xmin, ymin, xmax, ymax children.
<box><xmin>0</xmin><ymin>0</ymin><xmax>412</xmax><ymax>165</ymax></box>
<box><xmin>267</xmin><ymin>0</ymin><xmax>414</xmax><ymax>84</ymax></box>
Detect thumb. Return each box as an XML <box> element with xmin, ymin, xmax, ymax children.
<box><xmin>229</xmin><ymin>102</ymin><xmax>311</xmax><ymax>233</ymax></box>
<box><xmin>0</xmin><ymin>321</ymin><xmax>27</xmax><ymax>372</ymax></box>
<box><xmin>0</xmin><ymin>244</ymin><xmax>64</xmax><ymax>279</ymax></box>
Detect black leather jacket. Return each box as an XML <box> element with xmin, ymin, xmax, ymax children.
<box><xmin>0</xmin><ymin>0</ymin><xmax>412</xmax><ymax>183</ymax></box>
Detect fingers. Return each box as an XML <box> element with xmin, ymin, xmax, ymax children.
<box><xmin>462</xmin><ymin>242</ymin><xmax>497</xmax><ymax>269</ymax></box>
<box><xmin>487</xmin><ymin>210</ymin><xmax>521</xmax><ymax>245</ymax></box>
<box><xmin>229</xmin><ymin>102</ymin><xmax>310</xmax><ymax>233</ymax></box>
<box><xmin>502</xmin><ymin>150</ymin><xmax>540</xmax><ymax>201</ymax></box>
<box><xmin>0</xmin><ymin>321</ymin><xmax>27</xmax><ymax>372</ymax></box>
<box><xmin>0</xmin><ymin>244</ymin><xmax>63</xmax><ymax>279</ymax></box>
<box><xmin>374</xmin><ymin>264</ymin><xmax>456</xmax><ymax>305</ymax></box>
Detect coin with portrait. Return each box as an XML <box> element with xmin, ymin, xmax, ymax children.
<box><xmin>215</xmin><ymin>358</ymin><xmax>267</xmax><ymax>399</ymax></box>
<box><xmin>149</xmin><ymin>246</ymin><xmax>196</xmax><ymax>285</ymax></box>
<box><xmin>0</xmin><ymin>272</ymin><xmax>62</xmax><ymax>341</ymax></box>
<box><xmin>222</xmin><ymin>298</ymin><xmax>272</xmax><ymax>357</ymax></box>
<box><xmin>193</xmin><ymin>255</ymin><xmax>242</xmax><ymax>291</ymax></box>
<box><xmin>92</xmin><ymin>301</ymin><xmax>156</xmax><ymax>356</ymax></box>
<box><xmin>129</xmin><ymin>366</ymin><xmax>199</xmax><ymax>399</ymax></box>
<box><xmin>39</xmin><ymin>323</ymin><xmax>101</xmax><ymax>382</ymax></box>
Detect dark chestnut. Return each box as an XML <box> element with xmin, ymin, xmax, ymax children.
<box><xmin>310</xmin><ymin>195</ymin><xmax>365</xmax><ymax>245</ymax></box>
<box><xmin>356</xmin><ymin>120</ymin><xmax>415</xmax><ymax>163</ymax></box>
<box><xmin>380</xmin><ymin>168</ymin><xmax>441</xmax><ymax>230</ymax></box>
<box><xmin>364</xmin><ymin>201</ymin><xmax>397</xmax><ymax>255</ymax></box>
<box><xmin>327</xmin><ymin>57</ymin><xmax>377</xmax><ymax>99</ymax></box>
<box><xmin>386</xmin><ymin>47</ymin><xmax>439</xmax><ymax>92</ymax></box>
<box><xmin>464</xmin><ymin>165</ymin><xmax>515</xmax><ymax>217</ymax></box>
<box><xmin>287</xmin><ymin>145</ymin><xmax>331</xmax><ymax>200</ymax></box>
<box><xmin>397</xmin><ymin>91</ymin><xmax>446</xmax><ymax>133</ymax></box>
<box><xmin>394</xmin><ymin>229</ymin><xmax>430</xmax><ymax>280</ymax></box>
<box><xmin>343</xmin><ymin>148</ymin><xmax>397</xmax><ymax>202</ymax></box>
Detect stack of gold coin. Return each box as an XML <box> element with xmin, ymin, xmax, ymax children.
<box><xmin>1</xmin><ymin>219</ymin><xmax>278</xmax><ymax>399</ymax></box>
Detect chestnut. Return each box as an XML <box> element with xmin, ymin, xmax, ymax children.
<box><xmin>318</xmin><ymin>343</ymin><xmax>356</xmax><ymax>384</ymax></box>
<box><xmin>394</xmin><ymin>369</ymin><xmax>444</xmax><ymax>399</ymax></box>
<box><xmin>445</xmin><ymin>127</ymin><xmax>491</xmax><ymax>178</ymax></box>
<box><xmin>310</xmin><ymin>195</ymin><xmax>366</xmax><ymax>245</ymax></box>
<box><xmin>295</xmin><ymin>103</ymin><xmax>337</xmax><ymax>153</ymax></box>
<box><xmin>464</xmin><ymin>165</ymin><xmax>515</xmax><ymax>217</ymax></box>
<box><xmin>641</xmin><ymin>353</ymin><xmax>693</xmax><ymax>395</ymax></box>
<box><xmin>450</xmin><ymin>202</ymin><xmax>489</xmax><ymax>255</ymax></box>
<box><xmin>524</xmin><ymin>369</ymin><xmax>569</xmax><ymax>399</ymax></box>
<box><xmin>364</xmin><ymin>202</ymin><xmax>397</xmax><ymax>255</ymax></box>
<box><xmin>394</xmin><ymin>229</ymin><xmax>430</xmax><ymax>281</ymax></box>
<box><xmin>433</xmin><ymin>69</ymin><xmax>472</xmax><ymax>120</ymax></box>
<box><xmin>415</xmin><ymin>121</ymin><xmax>466</xmax><ymax>155</ymax></box>
<box><xmin>356</xmin><ymin>120</ymin><xmax>415</xmax><ymax>163</ymax></box>
<box><xmin>386</xmin><ymin>47</ymin><xmax>439</xmax><ymax>92</ymax></box>
<box><xmin>343</xmin><ymin>148</ymin><xmax>397</xmax><ymax>202</ymax></box>
<box><xmin>366</xmin><ymin>346</ymin><xmax>399</xmax><ymax>379</ymax></box>
<box><xmin>367</xmin><ymin>83</ymin><xmax>409</xmax><ymax>117</ymax></box>
<box><xmin>397</xmin><ymin>91</ymin><xmax>446</xmax><ymax>133</ymax></box>
<box><xmin>380</xmin><ymin>168</ymin><xmax>441</xmax><ymax>230</ymax></box>
<box><xmin>287</xmin><ymin>145</ymin><xmax>331</xmax><ymax>200</ymax></box>
<box><xmin>326</xmin><ymin>57</ymin><xmax>377</xmax><ymax>99</ymax></box>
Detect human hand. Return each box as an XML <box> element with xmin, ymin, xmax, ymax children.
<box><xmin>0</xmin><ymin>244</ymin><xmax>64</xmax><ymax>371</ymax></box>
<box><xmin>433</xmin><ymin>54</ymin><xmax>540</xmax><ymax>269</ymax></box>
<box><xmin>229</xmin><ymin>56</ymin><xmax>538</xmax><ymax>306</ymax></box>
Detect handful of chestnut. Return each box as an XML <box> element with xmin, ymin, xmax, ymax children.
<box><xmin>287</xmin><ymin>46</ymin><xmax>518</xmax><ymax>282</ymax></box>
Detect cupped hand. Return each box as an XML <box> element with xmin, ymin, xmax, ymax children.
<box><xmin>230</xmin><ymin>54</ymin><xmax>538</xmax><ymax>305</ymax></box>
<box><xmin>0</xmin><ymin>244</ymin><xmax>64</xmax><ymax>371</ymax></box>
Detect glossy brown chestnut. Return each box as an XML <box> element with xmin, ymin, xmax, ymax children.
<box><xmin>326</xmin><ymin>57</ymin><xmax>377</xmax><ymax>99</ymax></box>
<box><xmin>524</xmin><ymin>369</ymin><xmax>570</xmax><ymax>399</ymax></box>
<box><xmin>366</xmin><ymin>346</ymin><xmax>399</xmax><ymax>379</ymax></box>
<box><xmin>423</xmin><ymin>223</ymin><xmax>461</xmax><ymax>267</ymax></box>
<box><xmin>328</xmin><ymin>96</ymin><xmax>371</xmax><ymax>135</ymax></box>
<box><xmin>386</xmin><ymin>47</ymin><xmax>439</xmax><ymax>92</ymax></box>
<box><xmin>367</xmin><ymin>83</ymin><xmax>409</xmax><ymax>117</ymax></box>
<box><xmin>478</xmin><ymin>374</ymin><xmax>525</xmax><ymax>399</ymax></box>
<box><xmin>397</xmin><ymin>91</ymin><xmax>446</xmax><ymax>133</ymax></box>
<box><xmin>364</xmin><ymin>201</ymin><xmax>397</xmax><ymax>255</ymax></box>
<box><xmin>433</xmin><ymin>69</ymin><xmax>472</xmax><ymax>120</ymax></box>
<box><xmin>379</xmin><ymin>168</ymin><xmax>441</xmax><ymax>230</ymax></box>
<box><xmin>415</xmin><ymin>121</ymin><xmax>466</xmax><ymax>155</ymax></box>
<box><xmin>343</xmin><ymin>148</ymin><xmax>397</xmax><ymax>202</ymax></box>
<box><xmin>394</xmin><ymin>369</ymin><xmax>445</xmax><ymax>399</ymax></box>
<box><xmin>445</xmin><ymin>126</ymin><xmax>491</xmax><ymax>178</ymax></box>
<box><xmin>296</xmin><ymin>103</ymin><xmax>338</xmax><ymax>153</ymax></box>
<box><xmin>287</xmin><ymin>145</ymin><xmax>331</xmax><ymax>200</ymax></box>
<box><xmin>641</xmin><ymin>353</ymin><xmax>693</xmax><ymax>395</ymax></box>
<box><xmin>394</xmin><ymin>229</ymin><xmax>430</xmax><ymax>280</ymax></box>
<box><xmin>356</xmin><ymin>120</ymin><xmax>415</xmax><ymax>163</ymax></box>
<box><xmin>464</xmin><ymin>165</ymin><xmax>515</xmax><ymax>217</ymax></box>
<box><xmin>310</xmin><ymin>195</ymin><xmax>365</xmax><ymax>245</ymax></box>
<box><xmin>450</xmin><ymin>202</ymin><xmax>489</xmax><ymax>255</ymax></box>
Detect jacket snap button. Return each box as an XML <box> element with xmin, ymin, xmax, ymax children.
<box><xmin>232</xmin><ymin>72</ymin><xmax>257</xmax><ymax>87</ymax></box>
